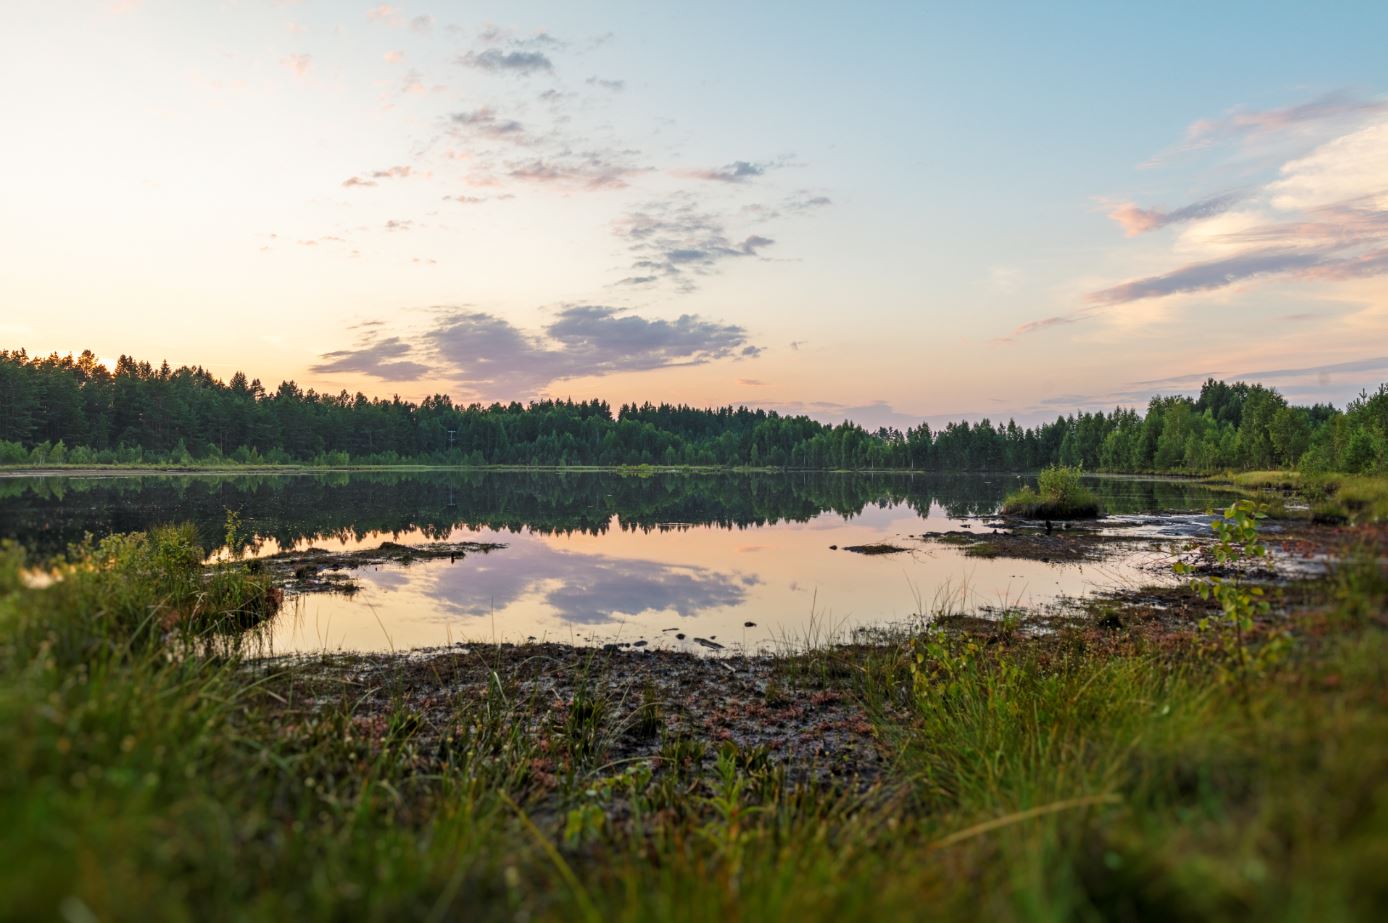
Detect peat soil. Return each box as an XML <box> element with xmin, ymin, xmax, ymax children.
<box><xmin>246</xmin><ymin>642</ymin><xmax>888</xmax><ymax>795</ymax></box>
<box><xmin>239</xmin><ymin>516</ymin><xmax>1385</xmax><ymax>792</ymax></box>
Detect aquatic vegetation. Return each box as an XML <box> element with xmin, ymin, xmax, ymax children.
<box><xmin>1001</xmin><ymin>465</ymin><xmax>1103</xmax><ymax>519</ymax></box>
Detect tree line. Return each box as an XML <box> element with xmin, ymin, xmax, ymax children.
<box><xmin>1</xmin><ymin>349</ymin><xmax>1385</xmax><ymax>473</ymax></box>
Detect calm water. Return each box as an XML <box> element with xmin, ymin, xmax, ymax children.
<box><xmin>1</xmin><ymin>470</ymin><xmax>1233</xmax><ymax>654</ymax></box>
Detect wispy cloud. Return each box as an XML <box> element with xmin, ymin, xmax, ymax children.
<box><xmin>450</xmin><ymin>107</ymin><xmax>526</xmax><ymax>140</ymax></box>
<box><xmin>998</xmin><ymin>313</ymin><xmax>1088</xmax><ymax>342</ymax></box>
<box><xmin>614</xmin><ymin>198</ymin><xmax>776</xmax><ymax>291</ymax></box>
<box><xmin>507</xmin><ymin>155</ymin><xmax>644</xmax><ymax>190</ymax></box>
<box><xmin>586</xmin><ymin>76</ymin><xmax>624</xmax><ymax>92</ymax></box>
<box><xmin>341</xmin><ymin>165</ymin><xmax>413</xmax><ymax>188</ymax></box>
<box><xmin>1106</xmin><ymin>192</ymin><xmax>1244</xmax><ymax>236</ymax></box>
<box><xmin>1184</xmin><ymin>91</ymin><xmax>1387</xmax><ymax>151</ymax></box>
<box><xmin>678</xmin><ymin>159</ymin><xmax>781</xmax><ymax>183</ymax></box>
<box><xmin>1144</xmin><ymin>90</ymin><xmax>1388</xmax><ymax>166</ymax></box>
<box><xmin>459</xmin><ymin>48</ymin><xmax>554</xmax><ymax>76</ymax></box>
<box><xmin>1086</xmin><ymin>248</ymin><xmax>1328</xmax><ymax>306</ymax></box>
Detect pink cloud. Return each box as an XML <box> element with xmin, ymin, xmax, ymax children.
<box><xmin>283</xmin><ymin>53</ymin><xmax>312</xmax><ymax>77</ymax></box>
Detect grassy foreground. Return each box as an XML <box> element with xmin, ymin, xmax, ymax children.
<box><xmin>4</xmin><ymin>526</ymin><xmax>1388</xmax><ymax>920</ymax></box>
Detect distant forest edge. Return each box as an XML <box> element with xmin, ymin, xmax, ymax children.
<box><xmin>2</xmin><ymin>350</ymin><xmax>1386</xmax><ymax>474</ymax></box>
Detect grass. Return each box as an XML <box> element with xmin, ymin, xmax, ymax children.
<box><xmin>3</xmin><ymin>524</ymin><xmax>1388</xmax><ymax>919</ymax></box>
<box><xmin>1002</xmin><ymin>465</ymin><xmax>1104</xmax><ymax>519</ymax></box>
<box><xmin>1218</xmin><ymin>470</ymin><xmax>1388</xmax><ymax>523</ymax></box>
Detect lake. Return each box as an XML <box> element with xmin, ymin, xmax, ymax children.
<box><xmin>0</xmin><ymin>470</ymin><xmax>1234</xmax><ymax>654</ymax></box>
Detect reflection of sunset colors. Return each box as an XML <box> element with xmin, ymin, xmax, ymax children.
<box><xmin>4</xmin><ymin>5</ymin><xmax>1388</xmax><ymax>424</ymax></box>
<box><xmin>272</xmin><ymin>505</ymin><xmax>1171</xmax><ymax>655</ymax></box>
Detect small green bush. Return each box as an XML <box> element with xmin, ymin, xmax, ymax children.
<box><xmin>1001</xmin><ymin>465</ymin><xmax>1102</xmax><ymax>519</ymax></box>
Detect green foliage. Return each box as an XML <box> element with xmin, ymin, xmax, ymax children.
<box><xmin>1175</xmin><ymin>499</ymin><xmax>1291</xmax><ymax>695</ymax></box>
<box><xmin>1001</xmin><ymin>464</ymin><xmax>1103</xmax><ymax>518</ymax></box>
<box><xmin>2</xmin><ymin>349</ymin><xmax>1385</xmax><ymax>474</ymax></box>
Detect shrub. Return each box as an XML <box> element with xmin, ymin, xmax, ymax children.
<box><xmin>1001</xmin><ymin>465</ymin><xmax>1102</xmax><ymax>519</ymax></box>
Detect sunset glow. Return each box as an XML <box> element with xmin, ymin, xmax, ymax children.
<box><xmin>4</xmin><ymin>2</ymin><xmax>1387</xmax><ymax>425</ymax></box>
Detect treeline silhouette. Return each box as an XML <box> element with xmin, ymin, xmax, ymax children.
<box><xmin>1</xmin><ymin>349</ymin><xmax>1385</xmax><ymax>473</ymax></box>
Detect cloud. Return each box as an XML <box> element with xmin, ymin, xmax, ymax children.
<box><xmin>366</xmin><ymin>4</ymin><xmax>399</xmax><ymax>24</ymax></box>
<box><xmin>1030</xmin><ymin>109</ymin><xmax>1388</xmax><ymax>334</ymax></box>
<box><xmin>310</xmin><ymin>335</ymin><xmax>432</xmax><ymax>381</ymax></box>
<box><xmin>1082</xmin><ymin>197</ymin><xmax>1388</xmax><ymax>309</ymax></box>
<box><xmin>614</xmin><ymin>198</ymin><xmax>776</xmax><ymax>290</ymax></box>
<box><xmin>507</xmin><ymin>155</ymin><xmax>643</xmax><ymax>190</ymax></box>
<box><xmin>410</xmin><ymin>14</ymin><xmax>432</xmax><ymax>34</ymax></box>
<box><xmin>341</xmin><ymin>165</ymin><xmax>413</xmax><ymax>188</ymax></box>
<box><xmin>1184</xmin><ymin>91</ymin><xmax>1388</xmax><ymax>150</ymax></box>
<box><xmin>1238</xmin><ymin>355</ymin><xmax>1388</xmax><ymax>381</ymax></box>
<box><xmin>1266</xmin><ymin>118</ymin><xmax>1388</xmax><ymax>211</ymax></box>
<box><xmin>282</xmin><ymin>53</ymin><xmax>312</xmax><ymax>77</ymax></box>
<box><xmin>680</xmin><ymin>160</ymin><xmax>775</xmax><ymax>183</ymax></box>
<box><xmin>999</xmin><ymin>313</ymin><xmax>1088</xmax><ymax>341</ymax></box>
<box><xmin>459</xmin><ymin>48</ymin><xmax>554</xmax><ymax>75</ymax></box>
<box><xmin>383</xmin><ymin>50</ymin><xmax>404</xmax><ymax>63</ymax></box>
<box><xmin>1107</xmin><ymin>192</ymin><xmax>1244</xmax><ymax>236</ymax></box>
<box><xmin>1145</xmin><ymin>90</ymin><xmax>1388</xmax><ymax>165</ymax></box>
<box><xmin>740</xmin><ymin>191</ymin><xmax>832</xmax><ymax>222</ymax></box>
<box><xmin>316</xmin><ymin>306</ymin><xmax>759</xmax><ymax>397</ymax></box>
<box><xmin>1107</xmin><ymin>355</ymin><xmax>1388</xmax><ymax>407</ymax></box>
<box><xmin>451</xmin><ymin>107</ymin><xmax>525</xmax><ymax>139</ymax></box>
<box><xmin>421</xmin><ymin>538</ymin><xmax>753</xmax><ymax>624</ymax></box>
<box><xmin>1086</xmin><ymin>249</ymin><xmax>1328</xmax><ymax>306</ymax></box>
<box><xmin>586</xmin><ymin>76</ymin><xmax>625</xmax><ymax>92</ymax></box>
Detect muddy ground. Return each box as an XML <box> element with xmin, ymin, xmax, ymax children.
<box><xmin>247</xmin><ymin>641</ymin><xmax>889</xmax><ymax>796</ymax></box>
<box><xmin>240</xmin><ymin>515</ymin><xmax>1386</xmax><ymax>797</ymax></box>
<box><xmin>251</xmin><ymin>539</ymin><xmax>507</xmax><ymax>595</ymax></box>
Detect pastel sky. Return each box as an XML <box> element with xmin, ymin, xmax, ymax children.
<box><xmin>4</xmin><ymin>1</ymin><xmax>1388</xmax><ymax>427</ymax></box>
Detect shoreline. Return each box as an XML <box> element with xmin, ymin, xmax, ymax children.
<box><xmin>0</xmin><ymin>462</ymin><xmax>1227</xmax><ymax>480</ymax></box>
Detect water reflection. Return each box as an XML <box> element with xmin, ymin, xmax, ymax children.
<box><xmin>0</xmin><ymin>471</ymin><xmax>1236</xmax><ymax>654</ymax></box>
<box><xmin>0</xmin><ymin>469</ymin><xmax>1235</xmax><ymax>559</ymax></box>
<box><xmin>421</xmin><ymin>535</ymin><xmax>757</xmax><ymax>624</ymax></box>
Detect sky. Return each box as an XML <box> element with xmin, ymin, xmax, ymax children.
<box><xmin>3</xmin><ymin>1</ymin><xmax>1388</xmax><ymax>428</ymax></box>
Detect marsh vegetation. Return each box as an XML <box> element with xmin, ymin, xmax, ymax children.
<box><xmin>4</xmin><ymin>480</ymin><xmax>1388</xmax><ymax>919</ymax></box>
<box><xmin>1000</xmin><ymin>465</ymin><xmax>1104</xmax><ymax>519</ymax></box>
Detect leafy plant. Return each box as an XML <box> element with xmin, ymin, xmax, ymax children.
<box><xmin>1175</xmin><ymin>499</ymin><xmax>1290</xmax><ymax>698</ymax></box>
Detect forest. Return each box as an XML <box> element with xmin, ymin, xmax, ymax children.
<box><xmin>1</xmin><ymin>348</ymin><xmax>1385</xmax><ymax>473</ymax></box>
